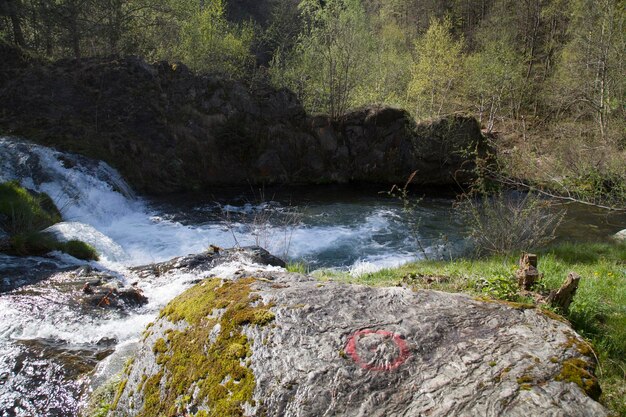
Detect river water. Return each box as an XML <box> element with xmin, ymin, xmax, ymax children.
<box><xmin>0</xmin><ymin>137</ymin><xmax>623</xmax><ymax>416</ymax></box>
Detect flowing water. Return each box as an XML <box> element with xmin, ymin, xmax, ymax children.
<box><xmin>0</xmin><ymin>137</ymin><xmax>623</xmax><ymax>416</ymax></box>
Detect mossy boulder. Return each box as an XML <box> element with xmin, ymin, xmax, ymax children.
<box><xmin>109</xmin><ymin>270</ymin><xmax>609</xmax><ymax>417</ymax></box>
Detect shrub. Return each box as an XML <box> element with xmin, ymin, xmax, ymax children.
<box><xmin>457</xmin><ymin>191</ymin><xmax>565</xmax><ymax>255</ymax></box>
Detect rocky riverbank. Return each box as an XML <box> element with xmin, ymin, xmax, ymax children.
<box><xmin>0</xmin><ymin>42</ymin><xmax>488</xmax><ymax>194</ymax></box>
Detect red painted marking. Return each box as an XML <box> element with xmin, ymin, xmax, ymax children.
<box><xmin>345</xmin><ymin>329</ymin><xmax>411</xmax><ymax>371</ymax></box>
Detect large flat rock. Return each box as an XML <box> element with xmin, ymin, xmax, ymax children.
<box><xmin>112</xmin><ymin>272</ymin><xmax>607</xmax><ymax>417</ymax></box>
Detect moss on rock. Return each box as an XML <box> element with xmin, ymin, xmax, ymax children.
<box><xmin>132</xmin><ymin>277</ymin><xmax>274</xmax><ymax>417</ymax></box>
<box><xmin>556</xmin><ymin>358</ymin><xmax>601</xmax><ymax>400</ymax></box>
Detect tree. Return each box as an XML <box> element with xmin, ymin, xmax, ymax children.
<box><xmin>463</xmin><ymin>38</ymin><xmax>525</xmax><ymax>131</ymax></box>
<box><xmin>0</xmin><ymin>0</ymin><xmax>26</xmax><ymax>46</ymax></box>
<box><xmin>548</xmin><ymin>0</ymin><xmax>625</xmax><ymax>142</ymax></box>
<box><xmin>270</xmin><ymin>0</ymin><xmax>374</xmax><ymax>118</ymax></box>
<box><xmin>408</xmin><ymin>16</ymin><xmax>464</xmax><ymax>118</ymax></box>
<box><xmin>176</xmin><ymin>0</ymin><xmax>254</xmax><ymax>77</ymax></box>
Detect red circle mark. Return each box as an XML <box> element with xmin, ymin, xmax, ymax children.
<box><xmin>345</xmin><ymin>329</ymin><xmax>411</xmax><ymax>371</ymax></box>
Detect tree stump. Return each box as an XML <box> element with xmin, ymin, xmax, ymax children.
<box><xmin>516</xmin><ymin>253</ymin><xmax>540</xmax><ymax>290</ymax></box>
<box><xmin>548</xmin><ymin>272</ymin><xmax>581</xmax><ymax>313</ymax></box>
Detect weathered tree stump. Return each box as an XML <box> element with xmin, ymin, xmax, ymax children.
<box><xmin>548</xmin><ymin>272</ymin><xmax>581</xmax><ymax>313</ymax></box>
<box><xmin>516</xmin><ymin>253</ymin><xmax>540</xmax><ymax>290</ymax></box>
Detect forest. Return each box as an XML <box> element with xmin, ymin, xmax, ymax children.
<box><xmin>1</xmin><ymin>0</ymin><xmax>625</xmax><ymax>209</ymax></box>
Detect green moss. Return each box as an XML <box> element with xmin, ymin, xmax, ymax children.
<box><xmin>539</xmin><ymin>308</ymin><xmax>569</xmax><ymax>324</ymax></box>
<box><xmin>111</xmin><ymin>378</ymin><xmax>128</xmax><ymax>410</ymax></box>
<box><xmin>561</xmin><ymin>332</ymin><xmax>595</xmax><ymax>358</ymax></box>
<box><xmin>83</xmin><ymin>377</ymin><xmax>120</xmax><ymax>417</ymax></box>
<box><xmin>62</xmin><ymin>239</ymin><xmax>99</xmax><ymax>260</ymax></box>
<box><xmin>488</xmin><ymin>361</ymin><xmax>497</xmax><ymax>367</ymax></box>
<box><xmin>516</xmin><ymin>375</ymin><xmax>534</xmax><ymax>384</ymax></box>
<box><xmin>137</xmin><ymin>278</ymin><xmax>274</xmax><ymax>417</ymax></box>
<box><xmin>555</xmin><ymin>358</ymin><xmax>601</xmax><ymax>400</ymax></box>
<box><xmin>474</xmin><ymin>296</ymin><xmax>535</xmax><ymax>310</ymax></box>
<box><xmin>153</xmin><ymin>338</ymin><xmax>168</xmax><ymax>355</ymax></box>
<box><xmin>519</xmin><ymin>383</ymin><xmax>533</xmax><ymax>391</ymax></box>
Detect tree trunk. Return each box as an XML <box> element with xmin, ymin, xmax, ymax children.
<box><xmin>6</xmin><ymin>0</ymin><xmax>26</xmax><ymax>47</ymax></box>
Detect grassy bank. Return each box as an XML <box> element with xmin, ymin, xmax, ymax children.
<box><xmin>1</xmin><ymin>181</ymin><xmax>99</xmax><ymax>261</ymax></box>
<box><xmin>311</xmin><ymin>241</ymin><xmax>626</xmax><ymax>415</ymax></box>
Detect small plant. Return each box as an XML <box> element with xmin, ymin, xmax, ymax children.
<box><xmin>382</xmin><ymin>171</ymin><xmax>432</xmax><ymax>259</ymax></box>
<box><xmin>475</xmin><ymin>274</ymin><xmax>518</xmax><ymax>301</ymax></box>
<box><xmin>286</xmin><ymin>261</ymin><xmax>309</xmax><ymax>274</ymax></box>
<box><xmin>220</xmin><ymin>187</ymin><xmax>302</xmax><ymax>259</ymax></box>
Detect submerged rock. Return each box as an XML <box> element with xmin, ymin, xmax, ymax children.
<box><xmin>111</xmin><ymin>271</ymin><xmax>608</xmax><ymax>417</ymax></box>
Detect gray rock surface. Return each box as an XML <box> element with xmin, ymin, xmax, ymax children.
<box><xmin>113</xmin><ymin>270</ymin><xmax>608</xmax><ymax>417</ymax></box>
<box><xmin>613</xmin><ymin>229</ymin><xmax>626</xmax><ymax>242</ymax></box>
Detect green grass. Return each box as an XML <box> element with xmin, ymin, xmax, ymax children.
<box><xmin>285</xmin><ymin>261</ymin><xmax>310</xmax><ymax>274</ymax></box>
<box><xmin>314</xmin><ymin>241</ymin><xmax>626</xmax><ymax>415</ymax></box>
<box><xmin>1</xmin><ymin>181</ymin><xmax>99</xmax><ymax>261</ymax></box>
<box><xmin>0</xmin><ymin>180</ymin><xmax>62</xmax><ymax>235</ymax></box>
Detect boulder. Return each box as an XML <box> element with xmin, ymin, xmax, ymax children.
<box><xmin>110</xmin><ymin>271</ymin><xmax>608</xmax><ymax>417</ymax></box>
<box><xmin>0</xmin><ymin>51</ymin><xmax>488</xmax><ymax>194</ymax></box>
<box><xmin>613</xmin><ymin>229</ymin><xmax>626</xmax><ymax>242</ymax></box>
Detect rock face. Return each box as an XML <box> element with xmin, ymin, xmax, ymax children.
<box><xmin>0</xmin><ymin>49</ymin><xmax>488</xmax><ymax>194</ymax></box>
<box><xmin>111</xmin><ymin>270</ymin><xmax>608</xmax><ymax>417</ymax></box>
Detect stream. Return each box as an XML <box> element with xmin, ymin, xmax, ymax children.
<box><xmin>0</xmin><ymin>137</ymin><xmax>623</xmax><ymax>416</ymax></box>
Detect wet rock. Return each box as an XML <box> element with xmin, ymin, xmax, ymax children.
<box><xmin>132</xmin><ymin>246</ymin><xmax>285</xmax><ymax>277</ymax></box>
<box><xmin>81</xmin><ymin>286</ymin><xmax>147</xmax><ymax>308</ymax></box>
<box><xmin>112</xmin><ymin>273</ymin><xmax>608</xmax><ymax>417</ymax></box>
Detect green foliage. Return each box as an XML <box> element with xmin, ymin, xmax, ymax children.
<box><xmin>408</xmin><ymin>16</ymin><xmax>464</xmax><ymax>118</ymax></box>
<box><xmin>176</xmin><ymin>0</ymin><xmax>254</xmax><ymax>77</ymax></box>
<box><xmin>0</xmin><ymin>181</ymin><xmax>98</xmax><ymax>260</ymax></box>
<box><xmin>462</xmin><ymin>38</ymin><xmax>525</xmax><ymax>131</ymax></box>
<box><xmin>270</xmin><ymin>0</ymin><xmax>375</xmax><ymax>118</ymax></box>
<box><xmin>286</xmin><ymin>261</ymin><xmax>309</xmax><ymax>274</ymax></box>
<box><xmin>0</xmin><ymin>181</ymin><xmax>61</xmax><ymax>235</ymax></box>
<box><xmin>546</xmin><ymin>0</ymin><xmax>626</xmax><ymax>141</ymax></box>
<box><xmin>475</xmin><ymin>274</ymin><xmax>518</xmax><ymax>301</ymax></box>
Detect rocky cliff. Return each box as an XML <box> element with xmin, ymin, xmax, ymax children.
<box><xmin>104</xmin><ymin>254</ymin><xmax>608</xmax><ymax>417</ymax></box>
<box><xmin>0</xmin><ymin>44</ymin><xmax>488</xmax><ymax>194</ymax></box>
